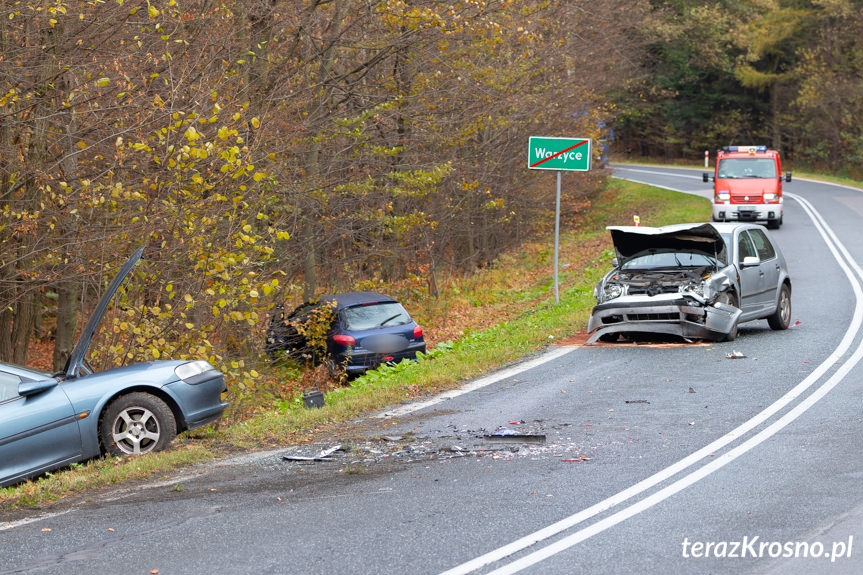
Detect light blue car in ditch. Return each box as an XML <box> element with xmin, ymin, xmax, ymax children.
<box><xmin>0</xmin><ymin>247</ymin><xmax>228</xmax><ymax>487</ymax></box>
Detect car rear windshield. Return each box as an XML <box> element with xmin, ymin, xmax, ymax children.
<box><xmin>622</xmin><ymin>252</ymin><xmax>719</xmax><ymax>270</ymax></box>
<box><xmin>718</xmin><ymin>158</ymin><xmax>777</xmax><ymax>179</ymax></box>
<box><xmin>341</xmin><ymin>302</ymin><xmax>411</xmax><ymax>330</ymax></box>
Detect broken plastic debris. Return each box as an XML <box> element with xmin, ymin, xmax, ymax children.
<box><xmin>625</xmin><ymin>400</ymin><xmax>650</xmax><ymax>404</ymax></box>
<box><xmin>726</xmin><ymin>350</ymin><xmax>746</xmax><ymax>359</ymax></box>
<box><xmin>484</xmin><ymin>432</ymin><xmax>546</xmax><ymax>444</ymax></box>
<box><xmin>381</xmin><ymin>436</ymin><xmax>403</xmax><ymax>442</ymax></box>
<box><xmin>317</xmin><ymin>445</ymin><xmax>342</xmax><ymax>458</ymax></box>
<box><xmin>562</xmin><ymin>456</ymin><xmax>591</xmax><ymax>462</ymax></box>
<box><xmin>283</xmin><ymin>445</ymin><xmax>343</xmax><ymax>462</ymax></box>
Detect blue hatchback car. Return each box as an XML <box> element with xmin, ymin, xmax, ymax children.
<box><xmin>266</xmin><ymin>292</ymin><xmax>426</xmax><ymax>376</ymax></box>
<box><xmin>0</xmin><ymin>247</ymin><xmax>228</xmax><ymax>488</ymax></box>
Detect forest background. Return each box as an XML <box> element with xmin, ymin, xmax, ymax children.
<box><xmin>2</xmin><ymin>0</ymin><xmax>861</xmax><ymax>416</ymax></box>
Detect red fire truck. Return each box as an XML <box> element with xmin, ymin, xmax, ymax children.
<box><xmin>703</xmin><ymin>146</ymin><xmax>791</xmax><ymax>229</ymax></box>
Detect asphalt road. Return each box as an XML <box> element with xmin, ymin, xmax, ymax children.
<box><xmin>1</xmin><ymin>165</ymin><xmax>861</xmax><ymax>575</ymax></box>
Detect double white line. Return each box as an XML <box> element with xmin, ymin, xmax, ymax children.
<box><xmin>440</xmin><ymin>191</ymin><xmax>863</xmax><ymax>575</ymax></box>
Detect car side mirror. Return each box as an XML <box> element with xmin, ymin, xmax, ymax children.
<box><xmin>785</xmin><ymin>172</ymin><xmax>792</xmax><ymax>182</ymax></box>
<box><xmin>740</xmin><ymin>256</ymin><xmax>760</xmax><ymax>268</ymax></box>
<box><xmin>18</xmin><ymin>378</ymin><xmax>59</xmax><ymax>397</ymax></box>
<box><xmin>703</xmin><ymin>172</ymin><xmax>710</xmax><ymax>183</ymax></box>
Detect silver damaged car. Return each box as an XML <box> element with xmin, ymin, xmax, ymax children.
<box><xmin>587</xmin><ymin>222</ymin><xmax>792</xmax><ymax>343</ymax></box>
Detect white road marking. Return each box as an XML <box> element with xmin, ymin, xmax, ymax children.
<box><xmin>440</xmin><ymin>176</ymin><xmax>863</xmax><ymax>575</ymax></box>
<box><xmin>615</xmin><ymin>166</ymin><xmax>706</xmax><ymax>180</ymax></box>
<box><xmin>1</xmin><ymin>509</ymin><xmax>74</xmax><ymax>531</ymax></box>
<box><xmin>375</xmin><ymin>346</ymin><xmax>576</xmax><ymax>419</ymax></box>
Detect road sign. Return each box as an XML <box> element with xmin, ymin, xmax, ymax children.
<box><xmin>528</xmin><ymin>137</ymin><xmax>591</xmax><ymax>171</ymax></box>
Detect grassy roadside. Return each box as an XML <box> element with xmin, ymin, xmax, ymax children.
<box><xmin>0</xmin><ymin>179</ymin><xmax>711</xmax><ymax>512</ymax></box>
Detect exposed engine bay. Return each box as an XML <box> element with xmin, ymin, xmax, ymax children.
<box><xmin>611</xmin><ymin>267</ymin><xmax>714</xmax><ymax>297</ymax></box>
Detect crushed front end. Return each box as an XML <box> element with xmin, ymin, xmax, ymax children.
<box><xmin>587</xmin><ymin>293</ymin><xmax>741</xmax><ymax>343</ymax></box>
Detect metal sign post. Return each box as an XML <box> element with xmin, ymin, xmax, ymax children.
<box><xmin>553</xmin><ymin>171</ymin><xmax>561</xmax><ymax>303</ymax></box>
<box><xmin>528</xmin><ymin>137</ymin><xmax>591</xmax><ymax>304</ymax></box>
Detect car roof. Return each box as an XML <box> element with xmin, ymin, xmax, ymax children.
<box><xmin>320</xmin><ymin>291</ymin><xmax>398</xmax><ymax>310</ymax></box>
<box><xmin>0</xmin><ymin>361</ymin><xmax>52</xmax><ymax>381</ymax></box>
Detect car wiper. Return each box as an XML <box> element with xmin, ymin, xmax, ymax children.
<box><xmin>376</xmin><ymin>313</ymin><xmax>403</xmax><ymax>328</ymax></box>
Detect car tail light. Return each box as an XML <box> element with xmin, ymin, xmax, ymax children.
<box><xmin>332</xmin><ymin>334</ymin><xmax>356</xmax><ymax>345</ymax></box>
<box><xmin>413</xmin><ymin>325</ymin><xmax>423</xmax><ymax>338</ymax></box>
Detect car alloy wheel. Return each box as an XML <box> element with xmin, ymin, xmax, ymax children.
<box><xmin>767</xmin><ymin>284</ymin><xmax>792</xmax><ymax>330</ymax></box>
<box><xmin>101</xmin><ymin>393</ymin><xmax>177</xmax><ymax>456</ymax></box>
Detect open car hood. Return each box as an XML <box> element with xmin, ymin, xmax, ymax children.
<box><xmin>607</xmin><ymin>223</ymin><xmax>727</xmax><ymax>266</ymax></box>
<box><xmin>64</xmin><ymin>246</ymin><xmax>145</xmax><ymax>379</ymax></box>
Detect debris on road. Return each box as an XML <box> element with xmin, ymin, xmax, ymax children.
<box><xmin>483</xmin><ymin>429</ymin><xmax>546</xmax><ymax>444</ymax></box>
<box><xmin>625</xmin><ymin>400</ymin><xmax>650</xmax><ymax>404</ymax></box>
<box><xmin>282</xmin><ymin>445</ymin><xmax>343</xmax><ymax>462</ymax></box>
<box><xmin>726</xmin><ymin>350</ymin><xmax>746</xmax><ymax>359</ymax></box>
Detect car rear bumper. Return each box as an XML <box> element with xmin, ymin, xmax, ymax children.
<box><xmin>587</xmin><ymin>295</ymin><xmax>741</xmax><ymax>343</ymax></box>
<box><xmin>712</xmin><ymin>202</ymin><xmax>782</xmax><ymax>222</ymax></box>
<box><xmin>164</xmin><ymin>371</ymin><xmax>228</xmax><ymax>430</ymax></box>
<box><xmin>338</xmin><ymin>342</ymin><xmax>427</xmax><ymax>374</ymax></box>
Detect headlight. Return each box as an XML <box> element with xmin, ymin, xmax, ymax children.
<box><xmin>679</xmin><ymin>282</ymin><xmax>704</xmax><ymax>297</ymax></box>
<box><xmin>175</xmin><ymin>360</ymin><xmax>215</xmax><ymax>381</ymax></box>
<box><xmin>603</xmin><ymin>283</ymin><xmax>624</xmax><ymax>300</ymax></box>
<box><xmin>716</xmin><ymin>191</ymin><xmax>730</xmax><ymax>201</ymax></box>
<box><xmin>764</xmin><ymin>192</ymin><xmax>777</xmax><ymax>202</ymax></box>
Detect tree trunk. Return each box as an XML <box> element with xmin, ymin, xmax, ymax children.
<box><xmin>53</xmin><ymin>280</ymin><xmax>79</xmax><ymax>372</ymax></box>
<box><xmin>11</xmin><ymin>290</ymin><xmax>36</xmax><ymax>365</ymax></box>
<box><xmin>0</xmin><ymin>307</ymin><xmax>12</xmax><ymax>362</ymax></box>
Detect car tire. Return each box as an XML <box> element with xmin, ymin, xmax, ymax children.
<box><xmin>767</xmin><ymin>284</ymin><xmax>792</xmax><ymax>330</ymax></box>
<box><xmin>717</xmin><ymin>291</ymin><xmax>739</xmax><ymax>341</ymax></box>
<box><xmin>100</xmin><ymin>393</ymin><xmax>177</xmax><ymax>456</ymax></box>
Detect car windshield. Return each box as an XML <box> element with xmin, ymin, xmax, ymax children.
<box><xmin>717</xmin><ymin>158</ymin><xmax>777</xmax><ymax>179</ymax></box>
<box><xmin>621</xmin><ymin>252</ymin><xmax>719</xmax><ymax>270</ymax></box>
<box><xmin>341</xmin><ymin>302</ymin><xmax>411</xmax><ymax>331</ymax></box>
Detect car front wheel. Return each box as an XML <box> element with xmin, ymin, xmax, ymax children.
<box><xmin>100</xmin><ymin>393</ymin><xmax>177</xmax><ymax>456</ymax></box>
<box><xmin>716</xmin><ymin>291</ymin><xmax>739</xmax><ymax>341</ymax></box>
<box><xmin>767</xmin><ymin>284</ymin><xmax>792</xmax><ymax>330</ymax></box>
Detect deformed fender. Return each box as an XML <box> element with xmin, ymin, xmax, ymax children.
<box><xmin>707</xmin><ymin>301</ymin><xmax>742</xmax><ymax>334</ymax></box>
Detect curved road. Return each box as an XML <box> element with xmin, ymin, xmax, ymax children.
<box><xmin>1</xmin><ymin>165</ymin><xmax>861</xmax><ymax>575</ymax></box>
